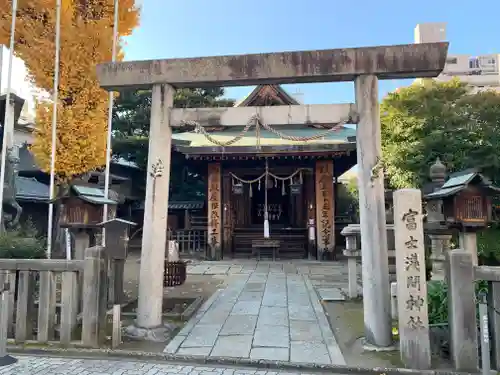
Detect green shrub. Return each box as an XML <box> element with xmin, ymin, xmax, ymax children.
<box><xmin>0</xmin><ymin>219</ymin><xmax>45</xmax><ymax>259</ymax></box>
<box><xmin>427</xmin><ymin>280</ymin><xmax>448</xmax><ymax>324</ymax></box>
<box><xmin>427</xmin><ymin>279</ymin><xmax>489</xmax><ymax>325</ymax></box>
<box><xmin>477</xmin><ymin>225</ymin><xmax>500</xmax><ymax>264</ymax></box>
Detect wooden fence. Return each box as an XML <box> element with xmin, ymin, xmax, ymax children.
<box><xmin>446</xmin><ymin>250</ymin><xmax>500</xmax><ymax>372</ymax></box>
<box><xmin>168</xmin><ymin>229</ymin><xmax>207</xmax><ymax>254</ymax></box>
<box><xmin>0</xmin><ymin>246</ymin><xmax>108</xmax><ymax>348</ymax></box>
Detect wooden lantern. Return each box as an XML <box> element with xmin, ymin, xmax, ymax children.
<box><xmin>425</xmin><ymin>170</ymin><xmax>500</xmax><ymax>230</ymax></box>
<box><xmin>60</xmin><ymin>185</ymin><xmax>118</xmax><ymax>228</ymax></box>
<box><xmin>232</xmin><ymin>181</ymin><xmax>244</xmax><ymax>195</ymax></box>
<box><xmin>290</xmin><ymin>182</ymin><xmax>302</xmax><ymax>195</ymax></box>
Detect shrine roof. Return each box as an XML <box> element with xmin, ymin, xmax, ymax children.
<box><xmin>172</xmin><ymin>126</ymin><xmax>356</xmax><ymax>148</ymax></box>
<box><xmin>16</xmin><ymin>177</ymin><xmax>49</xmax><ymax>202</ymax></box>
<box><xmin>234</xmin><ymin>85</ymin><xmax>300</xmax><ymax>107</ymax></box>
<box><xmin>72</xmin><ymin>185</ymin><xmax>118</xmax><ymax>205</ymax></box>
<box><xmin>425</xmin><ymin>169</ymin><xmax>500</xmax><ymax>199</ymax></box>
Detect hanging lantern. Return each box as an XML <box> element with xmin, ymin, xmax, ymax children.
<box><xmin>266</xmin><ymin>175</ymin><xmax>274</xmax><ymax>190</ymax></box>
<box><xmin>232</xmin><ymin>180</ymin><xmax>244</xmax><ymax>195</ymax></box>
<box><xmin>290</xmin><ymin>177</ymin><xmax>302</xmax><ymax>195</ymax></box>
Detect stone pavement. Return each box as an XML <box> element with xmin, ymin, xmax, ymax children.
<box><xmin>0</xmin><ymin>356</ymin><xmax>328</xmax><ymax>374</ymax></box>
<box><xmin>186</xmin><ymin>260</ymin><xmax>361</xmax><ymax>301</ymax></box>
<box><xmin>165</xmin><ymin>261</ymin><xmax>348</xmax><ymax>365</ymax></box>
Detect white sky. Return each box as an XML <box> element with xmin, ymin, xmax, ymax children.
<box><xmin>0</xmin><ymin>46</ymin><xmax>48</xmax><ymax>120</ymax></box>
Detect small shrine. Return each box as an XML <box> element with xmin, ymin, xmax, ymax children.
<box><xmin>60</xmin><ymin>184</ymin><xmax>118</xmax><ymax>228</ymax></box>
<box><xmin>425</xmin><ymin>166</ymin><xmax>500</xmax><ymax>266</ymax></box>
<box><xmin>425</xmin><ymin>169</ymin><xmax>500</xmax><ymax>229</ymax></box>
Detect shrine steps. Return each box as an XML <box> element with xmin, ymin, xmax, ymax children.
<box><xmin>232</xmin><ymin>228</ymin><xmax>308</xmax><ymax>259</ymax></box>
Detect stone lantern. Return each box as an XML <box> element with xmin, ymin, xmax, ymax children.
<box><xmin>422</xmin><ymin>158</ymin><xmax>451</xmax><ymax>280</ymax></box>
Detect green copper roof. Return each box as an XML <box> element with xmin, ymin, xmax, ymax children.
<box><xmin>172</xmin><ymin>126</ymin><xmax>356</xmax><ymax>148</ymax></box>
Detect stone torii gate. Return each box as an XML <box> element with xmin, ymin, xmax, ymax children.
<box><xmin>96</xmin><ymin>42</ymin><xmax>448</xmax><ymax>346</ymax></box>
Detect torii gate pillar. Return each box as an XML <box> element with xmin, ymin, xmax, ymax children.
<box><xmin>355</xmin><ymin>75</ymin><xmax>392</xmax><ymax>347</ymax></box>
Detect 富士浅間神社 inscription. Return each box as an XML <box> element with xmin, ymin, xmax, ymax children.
<box><xmin>208</xmin><ymin>163</ymin><xmax>222</xmax><ymax>258</ymax></box>
<box><xmin>394</xmin><ymin>189</ymin><xmax>431</xmax><ymax>369</ymax></box>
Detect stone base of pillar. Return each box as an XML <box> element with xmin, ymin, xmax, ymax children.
<box><xmin>428</xmin><ymin>233</ymin><xmax>452</xmax><ymax>281</ymax></box>
<box><xmin>362</xmin><ymin>339</ymin><xmax>397</xmax><ymax>352</ymax></box>
<box><xmin>123</xmin><ymin>322</ymin><xmax>177</xmax><ymax>342</ymax></box>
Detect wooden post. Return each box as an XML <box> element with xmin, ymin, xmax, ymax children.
<box><xmin>222</xmin><ymin>173</ymin><xmax>233</xmax><ymax>258</ymax></box>
<box><xmin>314</xmin><ymin>160</ymin><xmax>334</xmax><ymax>260</ymax></box>
<box><xmin>112</xmin><ymin>259</ymin><xmax>126</xmax><ymax>304</ymax></box>
<box><xmin>305</xmin><ymin>173</ymin><xmax>316</xmax><ymax>260</ymax></box>
<box><xmin>355</xmin><ymin>74</ymin><xmax>392</xmax><ymax>347</ymax></box>
<box><xmin>344</xmin><ymin>230</ymin><xmax>359</xmax><ymax>299</ymax></box>
<box><xmin>82</xmin><ymin>246</ymin><xmax>107</xmax><ymax>348</ymax></box>
<box><xmin>0</xmin><ymin>288</ymin><xmax>16</xmax><ymax>366</ymax></box>
<box><xmin>60</xmin><ymin>271</ymin><xmax>78</xmax><ymax>345</ymax></box>
<box><xmin>73</xmin><ymin>230</ymin><xmax>89</xmax><ymax>312</ymax></box>
<box><xmin>207</xmin><ymin>163</ymin><xmax>222</xmax><ymax>260</ymax></box>
<box><xmin>37</xmin><ymin>271</ymin><xmax>56</xmax><ymax>343</ymax></box>
<box><xmin>184</xmin><ymin>209</ymin><xmax>190</xmax><ymax>229</ymax></box>
<box><xmin>112</xmin><ymin>304</ymin><xmax>122</xmax><ymax>348</ymax></box>
<box><xmin>459</xmin><ymin>231</ymin><xmax>478</xmax><ymax>266</ymax></box>
<box><xmin>446</xmin><ymin>249</ymin><xmax>478</xmax><ymax>371</ymax></box>
<box><xmin>393</xmin><ymin>189</ymin><xmax>431</xmax><ymax>369</ymax></box>
<box><xmin>137</xmin><ymin>84</ymin><xmax>174</xmax><ymax>329</ymax></box>
<box><xmin>488</xmin><ymin>281</ymin><xmax>500</xmax><ymax>370</ymax></box>
<box><xmin>14</xmin><ymin>271</ymin><xmax>30</xmax><ymax>342</ymax></box>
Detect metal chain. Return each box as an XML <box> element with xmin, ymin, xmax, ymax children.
<box><xmin>180</xmin><ymin>115</ymin><xmax>258</xmax><ymax>147</ymax></box>
<box><xmin>257</xmin><ymin>117</ymin><xmax>348</xmax><ymax>141</ymax></box>
<box><xmin>181</xmin><ymin>113</ymin><xmax>349</xmax><ymax>146</ymax></box>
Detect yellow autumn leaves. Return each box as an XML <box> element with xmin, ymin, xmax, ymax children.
<box><xmin>0</xmin><ymin>0</ymin><xmax>140</xmax><ymax>182</ymax></box>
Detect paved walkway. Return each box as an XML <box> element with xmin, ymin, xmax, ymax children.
<box><xmin>165</xmin><ymin>261</ymin><xmax>347</xmax><ymax>365</ymax></box>
<box><xmin>1</xmin><ymin>356</ymin><xmax>326</xmax><ymax>374</ymax></box>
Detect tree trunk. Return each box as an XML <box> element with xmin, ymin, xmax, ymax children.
<box><xmin>51</xmin><ymin>184</ymin><xmax>70</xmax><ymax>258</ymax></box>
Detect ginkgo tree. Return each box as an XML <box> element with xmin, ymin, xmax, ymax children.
<box><xmin>0</xmin><ymin>0</ymin><xmax>140</xmax><ymax>182</ymax></box>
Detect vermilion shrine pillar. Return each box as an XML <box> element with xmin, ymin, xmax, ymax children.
<box><xmin>355</xmin><ymin>75</ymin><xmax>392</xmax><ymax>347</ymax></box>
<box><xmin>136</xmin><ymin>84</ymin><xmax>174</xmax><ymax>329</ymax></box>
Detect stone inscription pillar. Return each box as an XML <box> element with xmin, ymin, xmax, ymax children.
<box><xmin>207</xmin><ymin>163</ymin><xmax>222</xmax><ymax>260</ymax></box>
<box><xmin>315</xmin><ymin>160</ymin><xmax>335</xmax><ymax>260</ymax></box>
<box><xmin>137</xmin><ymin>84</ymin><xmax>175</xmax><ymax>329</ymax></box>
<box><xmin>355</xmin><ymin>75</ymin><xmax>392</xmax><ymax>347</ymax></box>
<box><xmin>393</xmin><ymin>189</ymin><xmax>431</xmax><ymax>369</ymax></box>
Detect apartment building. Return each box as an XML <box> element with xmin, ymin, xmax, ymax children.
<box><xmin>414</xmin><ymin>23</ymin><xmax>500</xmax><ymax>93</ymax></box>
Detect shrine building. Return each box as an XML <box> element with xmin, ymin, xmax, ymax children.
<box><xmin>172</xmin><ymin>85</ymin><xmax>358</xmax><ymax>260</ymax></box>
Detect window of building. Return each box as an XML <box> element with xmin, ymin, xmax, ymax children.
<box><xmin>446</xmin><ymin>57</ymin><xmax>457</xmax><ymax>64</ymax></box>
<box><xmin>469</xmin><ymin>57</ymin><xmax>480</xmax><ymax>69</ymax></box>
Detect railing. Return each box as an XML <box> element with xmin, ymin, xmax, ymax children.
<box><xmin>444</xmin><ymin>250</ymin><xmax>500</xmax><ymax>372</ymax></box>
<box><xmin>0</xmin><ymin>246</ymin><xmax>108</xmax><ymax>348</ymax></box>
<box><xmin>168</xmin><ymin>229</ymin><xmax>207</xmax><ymax>254</ymax></box>
<box><xmin>341</xmin><ymin>224</ymin><xmax>397</xmax><ymax>298</ymax></box>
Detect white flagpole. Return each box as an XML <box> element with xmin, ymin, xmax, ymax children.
<box><xmin>0</xmin><ymin>0</ymin><xmax>18</xmax><ymax>229</ymax></box>
<box><xmin>101</xmin><ymin>0</ymin><xmax>119</xmax><ymax>245</ymax></box>
<box><xmin>46</xmin><ymin>0</ymin><xmax>62</xmax><ymax>258</ymax></box>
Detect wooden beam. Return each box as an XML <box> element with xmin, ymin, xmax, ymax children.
<box><xmin>170</xmin><ymin>104</ymin><xmax>357</xmax><ymax>128</ymax></box>
<box><xmin>97</xmin><ymin>42</ymin><xmax>449</xmax><ymax>90</ymax></box>
<box><xmin>177</xmin><ymin>142</ymin><xmax>356</xmax><ymax>156</ymax></box>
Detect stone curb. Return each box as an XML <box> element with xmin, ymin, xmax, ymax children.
<box><xmin>6</xmin><ymin>346</ymin><xmax>476</xmax><ymax>375</ymax></box>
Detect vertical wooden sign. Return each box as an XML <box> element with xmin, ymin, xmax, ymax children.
<box><xmin>207</xmin><ymin>163</ymin><xmax>222</xmax><ymax>259</ymax></box>
<box><xmin>393</xmin><ymin>189</ymin><xmax>431</xmax><ymax>369</ymax></box>
<box><xmin>315</xmin><ymin>160</ymin><xmax>335</xmax><ymax>259</ymax></box>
